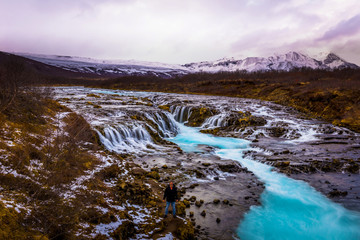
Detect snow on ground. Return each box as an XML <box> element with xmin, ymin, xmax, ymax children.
<box><xmin>156</xmin><ymin>233</ymin><xmax>174</xmax><ymax>240</ymax></box>
<box><xmin>61</xmin><ymin>153</ymin><xmax>127</xmax><ymax>199</ymax></box>
<box><xmin>94</xmin><ymin>220</ymin><xmax>124</xmax><ymax>237</ymax></box>
<box><xmin>0</xmin><ymin>195</ymin><xmax>28</xmax><ymax>214</ymax></box>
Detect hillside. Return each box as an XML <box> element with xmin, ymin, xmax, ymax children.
<box><xmin>0</xmin><ymin>60</ymin><xmax>195</xmax><ymax>239</ymax></box>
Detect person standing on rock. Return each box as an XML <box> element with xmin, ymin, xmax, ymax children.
<box><xmin>163</xmin><ymin>181</ymin><xmax>178</xmax><ymax>218</ymax></box>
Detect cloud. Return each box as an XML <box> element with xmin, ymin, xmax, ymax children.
<box><xmin>318</xmin><ymin>14</ymin><xmax>360</xmax><ymax>41</ymax></box>
<box><xmin>0</xmin><ymin>0</ymin><xmax>360</xmax><ymax>65</ymax></box>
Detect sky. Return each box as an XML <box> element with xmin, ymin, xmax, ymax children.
<box><xmin>1</xmin><ymin>0</ymin><xmax>360</xmax><ymax>64</ymax></box>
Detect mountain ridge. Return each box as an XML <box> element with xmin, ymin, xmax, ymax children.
<box><xmin>13</xmin><ymin>51</ymin><xmax>360</xmax><ymax>77</ymax></box>
<box><xmin>184</xmin><ymin>51</ymin><xmax>359</xmax><ymax>72</ymax></box>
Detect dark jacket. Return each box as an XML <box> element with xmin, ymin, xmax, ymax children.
<box><xmin>163</xmin><ymin>185</ymin><xmax>178</xmax><ymax>202</ymax></box>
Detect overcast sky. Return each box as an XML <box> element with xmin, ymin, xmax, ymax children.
<box><xmin>1</xmin><ymin>0</ymin><xmax>360</xmax><ymax>64</ymax></box>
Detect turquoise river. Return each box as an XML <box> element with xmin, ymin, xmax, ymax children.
<box><xmin>168</xmin><ymin>122</ymin><xmax>360</xmax><ymax>240</ymax></box>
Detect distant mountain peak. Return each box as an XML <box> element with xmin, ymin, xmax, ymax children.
<box><xmin>184</xmin><ymin>51</ymin><xmax>359</xmax><ymax>73</ymax></box>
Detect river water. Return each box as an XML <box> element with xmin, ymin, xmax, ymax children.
<box><xmin>169</xmin><ymin>123</ymin><xmax>360</xmax><ymax>240</ymax></box>
<box><xmin>53</xmin><ymin>87</ymin><xmax>360</xmax><ymax>239</ymax></box>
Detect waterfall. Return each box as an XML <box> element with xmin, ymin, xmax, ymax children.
<box><xmin>96</xmin><ymin>111</ymin><xmax>180</xmax><ymax>154</ymax></box>
<box><xmin>201</xmin><ymin>113</ymin><xmax>228</xmax><ymax>128</ymax></box>
<box><xmin>144</xmin><ymin>112</ymin><xmax>178</xmax><ymax>138</ymax></box>
<box><xmin>97</xmin><ymin>124</ymin><xmax>155</xmax><ymax>153</ymax></box>
<box><xmin>170</xmin><ymin>105</ymin><xmax>193</xmax><ymax>123</ymax></box>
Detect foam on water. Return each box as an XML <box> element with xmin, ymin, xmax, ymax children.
<box><xmin>168</xmin><ymin>123</ymin><xmax>360</xmax><ymax>240</ymax></box>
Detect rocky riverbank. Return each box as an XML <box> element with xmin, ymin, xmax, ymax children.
<box><xmin>134</xmin><ymin>152</ymin><xmax>264</xmax><ymax>239</ymax></box>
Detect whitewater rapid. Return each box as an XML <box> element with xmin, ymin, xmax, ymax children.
<box><xmin>168</xmin><ymin>123</ymin><xmax>360</xmax><ymax>240</ymax></box>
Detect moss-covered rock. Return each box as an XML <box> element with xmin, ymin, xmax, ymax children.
<box><xmin>158</xmin><ymin>105</ymin><xmax>171</xmax><ymax>112</ymax></box>
<box><xmin>268</xmin><ymin>127</ymin><xmax>288</xmax><ymax>138</ymax></box>
<box><xmin>200</xmin><ymin>128</ymin><xmax>221</xmax><ymax>135</ymax></box>
<box><xmin>175</xmin><ymin>219</ymin><xmax>195</xmax><ymax>240</ymax></box>
<box><xmin>183</xmin><ymin>199</ymin><xmax>190</xmax><ymax>208</ymax></box>
<box><xmin>115</xmin><ymin>180</ymin><xmax>152</xmax><ymax>204</ymax></box>
<box><xmin>186</xmin><ymin>106</ymin><xmax>218</xmax><ymax>127</ymax></box>
<box><xmin>176</xmin><ymin>201</ymin><xmax>186</xmax><ymax>216</ymax></box>
<box><xmin>147</xmin><ymin>171</ymin><xmax>160</xmax><ymax>180</ymax></box>
<box><xmin>275</xmin><ymin>161</ymin><xmax>290</xmax><ymax>167</ymax></box>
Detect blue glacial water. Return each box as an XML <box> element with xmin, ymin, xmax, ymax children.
<box><xmin>168</xmin><ymin>123</ymin><xmax>360</xmax><ymax>240</ymax></box>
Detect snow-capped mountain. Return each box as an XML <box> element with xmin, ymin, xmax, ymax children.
<box><xmin>16</xmin><ymin>51</ymin><xmax>358</xmax><ymax>77</ymax></box>
<box><xmin>184</xmin><ymin>51</ymin><xmax>359</xmax><ymax>72</ymax></box>
<box><xmin>17</xmin><ymin>53</ymin><xmax>189</xmax><ymax>78</ymax></box>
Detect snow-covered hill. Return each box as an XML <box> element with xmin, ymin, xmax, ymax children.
<box><xmin>184</xmin><ymin>51</ymin><xmax>359</xmax><ymax>72</ymax></box>
<box><xmin>17</xmin><ymin>51</ymin><xmax>359</xmax><ymax>77</ymax></box>
<box><xmin>17</xmin><ymin>53</ymin><xmax>189</xmax><ymax>78</ymax></box>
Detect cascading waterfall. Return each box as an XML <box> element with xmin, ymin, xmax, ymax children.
<box><xmin>97</xmin><ymin>124</ymin><xmax>155</xmax><ymax>153</ymax></box>
<box><xmin>144</xmin><ymin>112</ymin><xmax>178</xmax><ymax>138</ymax></box>
<box><xmin>201</xmin><ymin>113</ymin><xmax>228</xmax><ymax>128</ymax></box>
<box><xmin>97</xmin><ymin>111</ymin><xmax>180</xmax><ymax>153</ymax></box>
<box><xmin>170</xmin><ymin>105</ymin><xmax>193</xmax><ymax>123</ymax></box>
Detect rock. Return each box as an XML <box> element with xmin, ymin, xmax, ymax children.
<box><xmin>249</xmin><ymin>116</ymin><xmax>267</xmax><ymax>126</ymax></box>
<box><xmin>183</xmin><ymin>199</ymin><xmax>190</xmax><ymax>208</ymax></box>
<box><xmin>131</xmin><ymin>167</ymin><xmax>146</xmax><ymax>176</ymax></box>
<box><xmin>194</xmin><ymin>170</ymin><xmax>205</xmax><ymax>178</ymax></box>
<box><xmin>216</xmin><ymin>218</ymin><xmax>221</xmax><ymax>223</ymax></box>
<box><xmin>202</xmin><ymin>162</ymin><xmax>211</xmax><ymax>167</ymax></box>
<box><xmin>214</xmin><ymin>176</ymin><xmax>219</xmax><ymax>180</ymax></box>
<box><xmin>222</xmin><ymin>199</ymin><xmax>229</xmax><ymax>205</ymax></box>
<box><xmin>275</xmin><ymin>161</ymin><xmax>290</xmax><ymax>167</ymax></box>
<box><xmin>200</xmin><ymin>199</ymin><xmax>204</xmax><ymax>204</ymax></box>
<box><xmin>200</xmin><ymin>128</ymin><xmax>221</xmax><ymax>135</ymax></box>
<box><xmin>200</xmin><ymin>210</ymin><xmax>206</xmax><ymax>217</ymax></box>
<box><xmin>190</xmin><ymin>196</ymin><xmax>197</xmax><ymax>202</ymax></box>
<box><xmin>218</xmin><ymin>163</ymin><xmax>241</xmax><ymax>173</ymax></box>
<box><xmin>150</xmin><ymin>167</ymin><xmax>159</xmax><ymax>172</ymax></box>
<box><xmin>328</xmin><ymin>190</ymin><xmax>348</xmax><ymax>197</ymax></box>
<box><xmin>175</xmin><ymin>220</ymin><xmax>195</xmax><ymax>240</ymax></box>
<box><xmin>213</xmin><ymin>199</ymin><xmax>220</xmax><ymax>204</ymax></box>
<box><xmin>189</xmin><ymin>183</ymin><xmax>199</xmax><ymax>189</ymax></box>
<box><xmin>346</xmin><ymin>163</ymin><xmax>359</xmax><ymax>173</ymax></box>
<box><xmin>162</xmin><ymin>164</ymin><xmax>168</xmax><ymax>169</ymax></box>
<box><xmin>146</xmin><ymin>171</ymin><xmax>160</xmax><ymax>180</ymax></box>
<box><xmin>158</xmin><ymin>105</ymin><xmax>171</xmax><ymax>112</ymax></box>
<box><xmin>176</xmin><ymin>202</ymin><xmax>186</xmax><ymax>216</ymax></box>
<box><xmin>186</xmin><ymin>106</ymin><xmax>218</xmax><ymax>127</ymax></box>
<box><xmin>195</xmin><ymin>201</ymin><xmax>202</xmax><ymax>207</ymax></box>
<box><xmin>268</xmin><ymin>127</ymin><xmax>287</xmax><ymax>138</ymax></box>
<box><xmin>189</xmin><ymin>211</ymin><xmax>194</xmax><ymax>217</ymax></box>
